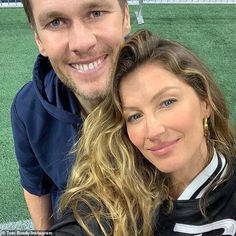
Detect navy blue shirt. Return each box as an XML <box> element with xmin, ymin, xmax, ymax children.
<box><xmin>11</xmin><ymin>54</ymin><xmax>83</xmax><ymax>212</ymax></box>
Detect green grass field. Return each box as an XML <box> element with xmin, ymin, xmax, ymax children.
<box><xmin>1</xmin><ymin>5</ymin><xmax>236</xmax><ymax>225</ymax></box>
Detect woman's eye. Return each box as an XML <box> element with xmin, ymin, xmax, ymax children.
<box><xmin>160</xmin><ymin>99</ymin><xmax>177</xmax><ymax>108</ymax></box>
<box><xmin>127</xmin><ymin>113</ymin><xmax>142</xmax><ymax>123</ymax></box>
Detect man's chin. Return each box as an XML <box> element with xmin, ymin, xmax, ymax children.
<box><xmin>74</xmin><ymin>90</ymin><xmax>107</xmax><ymax>103</ymax></box>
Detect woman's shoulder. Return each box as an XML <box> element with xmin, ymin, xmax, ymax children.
<box><xmin>50</xmin><ymin>209</ymin><xmax>85</xmax><ymax>236</ymax></box>
<box><xmin>51</xmin><ymin>203</ymin><xmax>112</xmax><ymax>236</ymax></box>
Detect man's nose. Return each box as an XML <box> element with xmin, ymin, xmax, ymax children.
<box><xmin>68</xmin><ymin>20</ymin><xmax>97</xmax><ymax>54</ymax></box>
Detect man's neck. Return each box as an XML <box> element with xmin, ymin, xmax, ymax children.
<box><xmin>75</xmin><ymin>94</ymin><xmax>101</xmax><ymax>118</ymax></box>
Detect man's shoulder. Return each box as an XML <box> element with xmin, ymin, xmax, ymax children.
<box><xmin>11</xmin><ymin>81</ymin><xmax>42</xmax><ymax>115</ymax></box>
<box><xmin>11</xmin><ymin>79</ymin><xmax>49</xmax><ymax>126</ymax></box>
<box><xmin>12</xmin><ymin>54</ymin><xmax>54</xmax><ymax>108</ymax></box>
<box><xmin>13</xmin><ymin>81</ymin><xmax>36</xmax><ymax>104</ymax></box>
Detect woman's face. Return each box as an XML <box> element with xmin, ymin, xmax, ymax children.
<box><xmin>119</xmin><ymin>63</ymin><xmax>211</xmax><ymax>182</ymax></box>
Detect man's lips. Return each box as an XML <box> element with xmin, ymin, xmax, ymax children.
<box><xmin>70</xmin><ymin>55</ymin><xmax>107</xmax><ymax>73</ymax></box>
<box><xmin>147</xmin><ymin>139</ymin><xmax>180</xmax><ymax>156</ymax></box>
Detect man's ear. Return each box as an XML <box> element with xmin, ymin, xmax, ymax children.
<box><xmin>123</xmin><ymin>4</ymin><xmax>131</xmax><ymax>37</ymax></box>
<box><xmin>34</xmin><ymin>32</ymin><xmax>47</xmax><ymax>57</ymax></box>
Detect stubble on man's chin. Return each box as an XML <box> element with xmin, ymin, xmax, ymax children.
<box><xmin>75</xmin><ymin>88</ymin><xmax>107</xmax><ymax>106</ymax></box>
<box><xmin>50</xmin><ymin>60</ymin><xmax>111</xmax><ymax>108</ymax></box>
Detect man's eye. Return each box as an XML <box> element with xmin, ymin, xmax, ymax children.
<box><xmin>49</xmin><ymin>19</ymin><xmax>62</xmax><ymax>28</ymax></box>
<box><xmin>90</xmin><ymin>11</ymin><xmax>103</xmax><ymax>18</ymax></box>
<box><xmin>160</xmin><ymin>99</ymin><xmax>177</xmax><ymax>108</ymax></box>
<box><xmin>127</xmin><ymin>113</ymin><xmax>142</xmax><ymax>123</ymax></box>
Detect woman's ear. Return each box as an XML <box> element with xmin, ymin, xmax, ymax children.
<box><xmin>201</xmin><ymin>100</ymin><xmax>212</xmax><ymax>119</ymax></box>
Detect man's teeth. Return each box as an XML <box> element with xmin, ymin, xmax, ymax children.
<box><xmin>74</xmin><ymin>58</ymin><xmax>102</xmax><ymax>72</ymax></box>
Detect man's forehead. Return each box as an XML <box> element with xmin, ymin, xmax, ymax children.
<box><xmin>32</xmin><ymin>0</ymin><xmax>121</xmax><ymax>17</ymax></box>
<box><xmin>31</xmin><ymin>0</ymin><xmax>118</xmax><ymax>8</ymax></box>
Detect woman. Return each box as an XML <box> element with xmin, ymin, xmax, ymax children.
<box><xmin>51</xmin><ymin>30</ymin><xmax>236</xmax><ymax>235</ymax></box>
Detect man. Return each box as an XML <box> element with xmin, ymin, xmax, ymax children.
<box><xmin>11</xmin><ymin>0</ymin><xmax>130</xmax><ymax>230</ymax></box>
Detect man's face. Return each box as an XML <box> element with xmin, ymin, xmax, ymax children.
<box><xmin>32</xmin><ymin>0</ymin><xmax>130</xmax><ymax>104</ymax></box>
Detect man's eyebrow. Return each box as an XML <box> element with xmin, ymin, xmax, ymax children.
<box><xmin>81</xmin><ymin>0</ymin><xmax>114</xmax><ymax>12</ymax></box>
<box><xmin>37</xmin><ymin>0</ymin><xmax>112</xmax><ymax>26</ymax></box>
<box><xmin>38</xmin><ymin>11</ymin><xmax>65</xmax><ymax>25</ymax></box>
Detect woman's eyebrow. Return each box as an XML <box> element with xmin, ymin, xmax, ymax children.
<box><xmin>122</xmin><ymin>86</ymin><xmax>179</xmax><ymax>111</ymax></box>
<box><xmin>150</xmin><ymin>86</ymin><xmax>179</xmax><ymax>104</ymax></box>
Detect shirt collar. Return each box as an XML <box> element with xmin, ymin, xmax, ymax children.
<box><xmin>178</xmin><ymin>149</ymin><xmax>227</xmax><ymax>200</ymax></box>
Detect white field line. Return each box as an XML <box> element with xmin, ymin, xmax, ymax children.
<box><xmin>0</xmin><ymin>219</ymin><xmax>33</xmax><ymax>230</ymax></box>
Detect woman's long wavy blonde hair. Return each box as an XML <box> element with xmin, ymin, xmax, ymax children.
<box><xmin>59</xmin><ymin>30</ymin><xmax>235</xmax><ymax>235</ymax></box>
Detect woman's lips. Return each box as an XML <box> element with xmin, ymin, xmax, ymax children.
<box><xmin>148</xmin><ymin>139</ymin><xmax>180</xmax><ymax>156</ymax></box>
